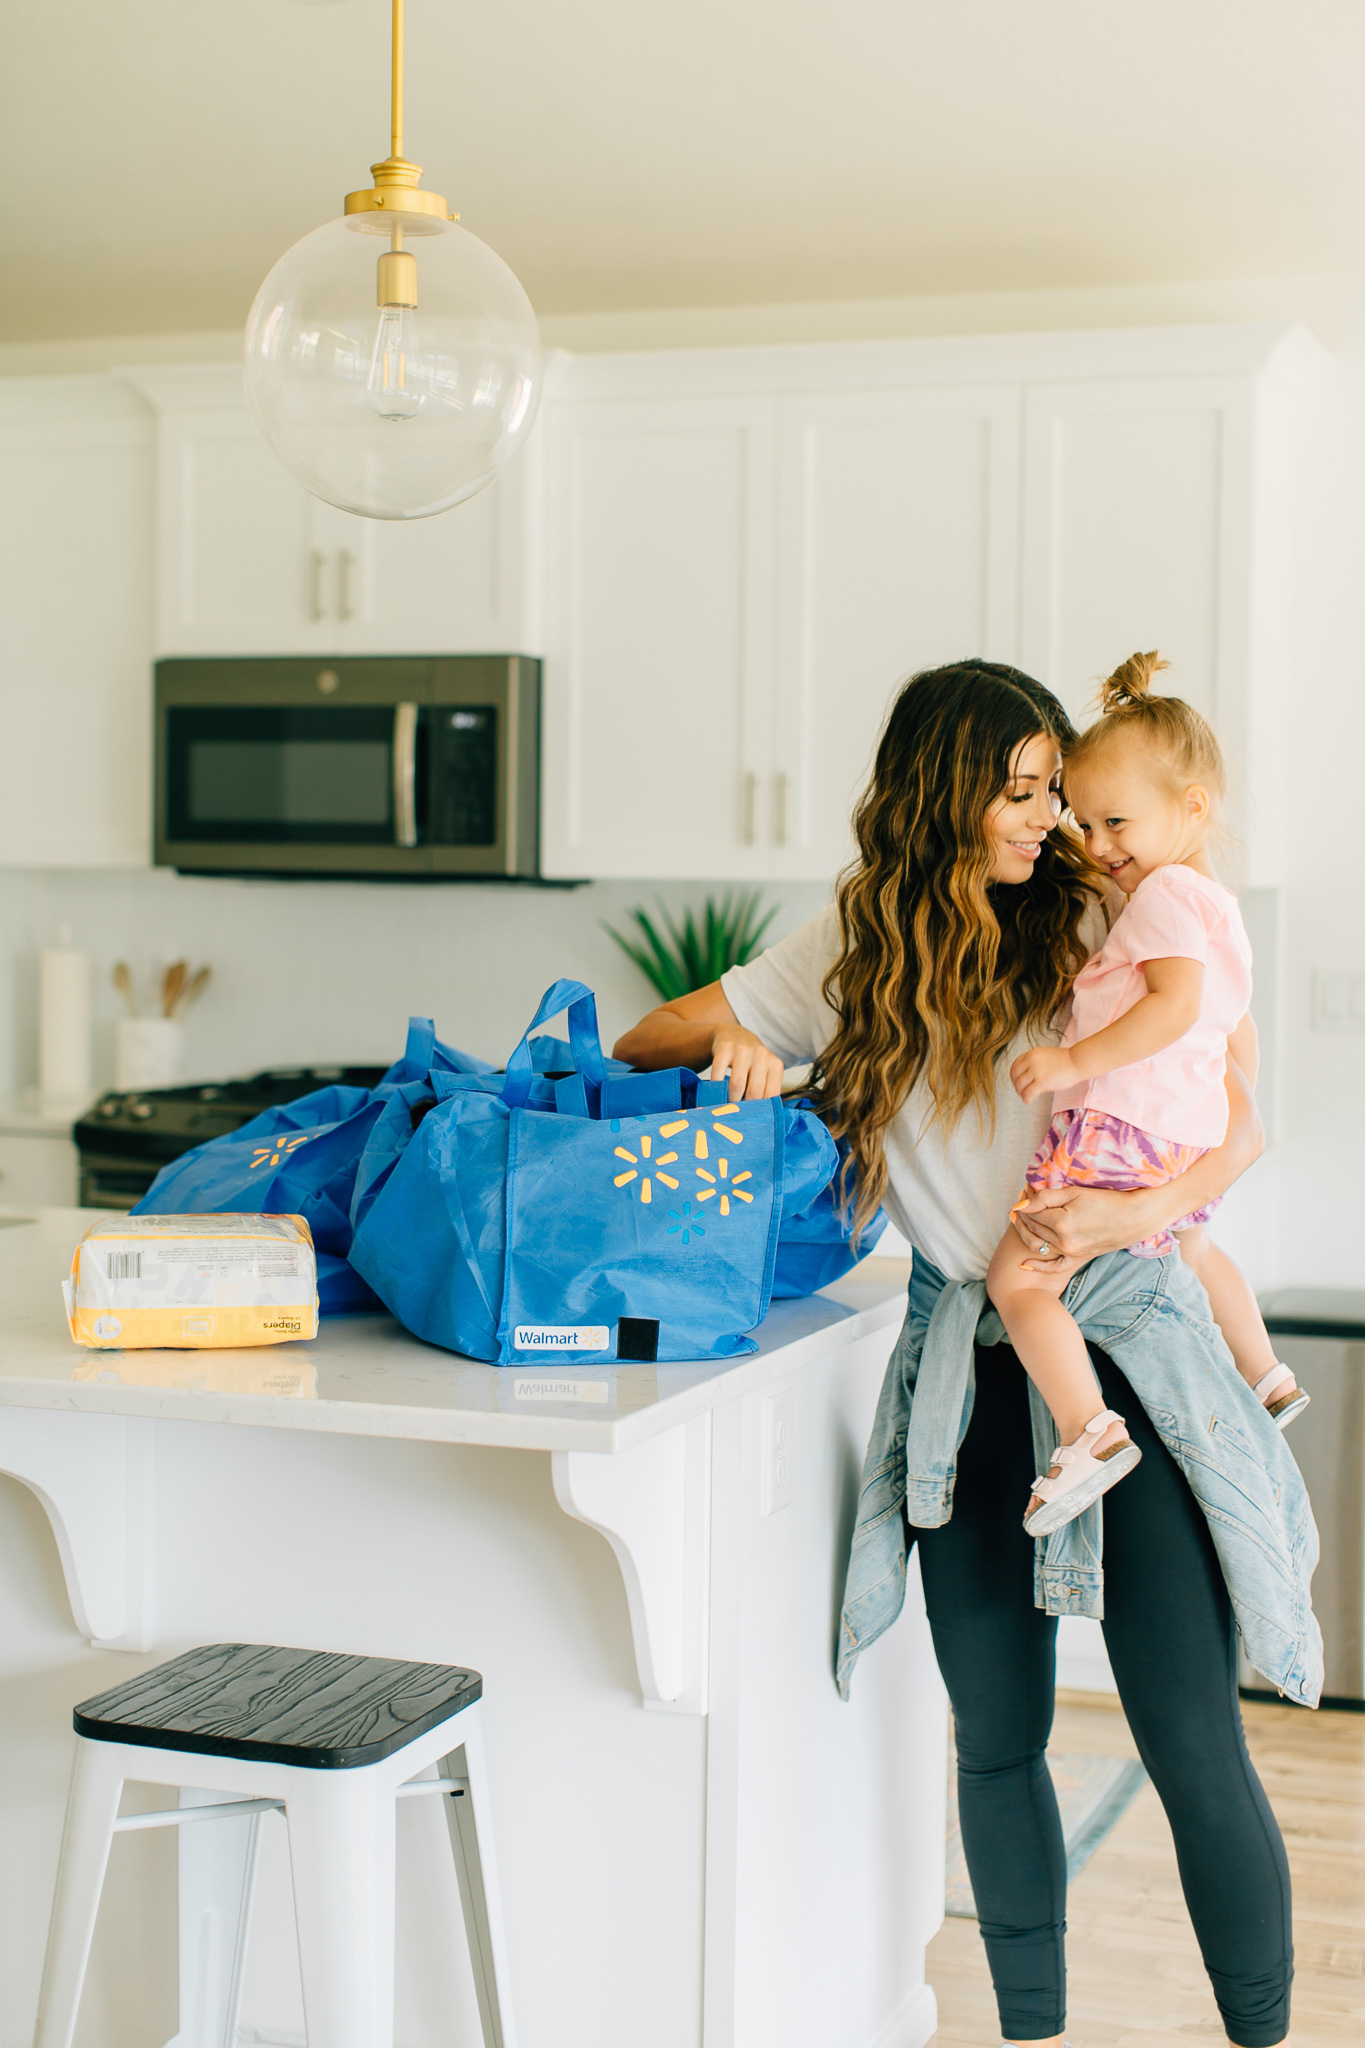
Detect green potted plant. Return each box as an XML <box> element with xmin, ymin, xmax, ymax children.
<box><xmin>603</xmin><ymin>890</ymin><xmax>779</xmax><ymax>1001</ymax></box>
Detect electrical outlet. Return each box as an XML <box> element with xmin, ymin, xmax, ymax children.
<box><xmin>1311</xmin><ymin>970</ymin><xmax>1365</xmax><ymax>1033</ymax></box>
<box><xmin>762</xmin><ymin>1390</ymin><xmax>795</xmax><ymax>1515</ymax></box>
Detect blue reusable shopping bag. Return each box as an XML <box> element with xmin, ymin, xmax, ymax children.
<box><xmin>346</xmin><ymin>1016</ymin><xmax>638</xmax><ymax>1238</ymax></box>
<box><xmin>132</xmin><ymin>1020</ymin><xmax>494</xmax><ymax>1313</ymax></box>
<box><xmin>770</xmin><ymin>1130</ymin><xmax>887</xmax><ymax>1296</ymax></box>
<box><xmin>379</xmin><ymin>1018</ymin><xmax>497</xmax><ymax>1090</ymax></box>
<box><xmin>349</xmin><ymin>979</ymin><xmax>839</xmax><ymax>1363</ymax></box>
<box><xmin>132</xmin><ymin>1087</ymin><xmax>387</xmax><ymax>1260</ymax></box>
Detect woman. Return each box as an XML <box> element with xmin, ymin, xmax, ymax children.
<box><xmin>615</xmin><ymin>661</ymin><xmax>1299</xmax><ymax>2048</ymax></box>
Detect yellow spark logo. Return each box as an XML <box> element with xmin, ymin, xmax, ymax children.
<box><xmin>611</xmin><ymin>1127</ymin><xmax>681</xmax><ymax>1205</ymax></box>
<box><xmin>249</xmin><ymin>1132</ymin><xmax>312</xmax><ymax>1171</ymax></box>
<box><xmin>610</xmin><ymin>1110</ymin><xmax>754</xmax><ymax>1219</ymax></box>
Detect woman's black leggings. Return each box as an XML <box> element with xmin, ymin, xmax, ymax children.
<box><xmin>916</xmin><ymin>1342</ymin><xmax>1293</xmax><ymax>2046</ymax></box>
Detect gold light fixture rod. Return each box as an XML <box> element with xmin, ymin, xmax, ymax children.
<box><xmin>344</xmin><ymin>0</ymin><xmax>454</xmax><ymax>223</ymax></box>
<box><xmin>391</xmin><ymin>0</ymin><xmax>404</xmax><ymax>159</ymax></box>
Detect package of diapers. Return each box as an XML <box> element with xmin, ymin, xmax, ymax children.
<box><xmin>63</xmin><ymin>1214</ymin><xmax>319</xmax><ymax>1350</ymax></box>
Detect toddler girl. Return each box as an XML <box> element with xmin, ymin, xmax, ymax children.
<box><xmin>986</xmin><ymin>652</ymin><xmax>1308</xmax><ymax>1537</ymax></box>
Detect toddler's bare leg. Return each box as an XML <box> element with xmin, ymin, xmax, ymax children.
<box><xmin>986</xmin><ymin>1230</ymin><xmax>1109</xmax><ymax>1443</ymax></box>
<box><xmin>988</xmin><ymin>1228</ymin><xmax>1142</xmax><ymax>1524</ymax></box>
<box><xmin>1175</xmin><ymin>1227</ymin><xmax>1278</xmax><ymax>1388</ymax></box>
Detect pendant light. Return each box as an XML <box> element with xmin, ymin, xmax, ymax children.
<box><xmin>243</xmin><ymin>0</ymin><xmax>542</xmax><ymax>521</ymax></box>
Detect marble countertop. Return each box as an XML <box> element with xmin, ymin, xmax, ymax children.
<box><xmin>0</xmin><ymin>1210</ymin><xmax>910</xmax><ymax>1453</ymax></box>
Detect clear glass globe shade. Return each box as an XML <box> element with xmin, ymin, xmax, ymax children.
<box><xmin>243</xmin><ymin>212</ymin><xmax>542</xmax><ymax>520</ymax></box>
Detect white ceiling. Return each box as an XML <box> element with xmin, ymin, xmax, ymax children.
<box><xmin>5</xmin><ymin>0</ymin><xmax>1365</xmax><ymax>342</ymax></box>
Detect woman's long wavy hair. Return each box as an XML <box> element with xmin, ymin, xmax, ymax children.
<box><xmin>814</xmin><ymin>660</ymin><xmax>1100</xmax><ymax>1232</ymax></box>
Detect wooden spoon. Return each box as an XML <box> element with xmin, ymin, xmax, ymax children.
<box><xmin>112</xmin><ymin>961</ymin><xmax>138</xmax><ymax>1018</ymax></box>
<box><xmin>175</xmin><ymin>966</ymin><xmax>212</xmax><ymax>1015</ymax></box>
<box><xmin>161</xmin><ymin>961</ymin><xmax>188</xmax><ymax>1018</ymax></box>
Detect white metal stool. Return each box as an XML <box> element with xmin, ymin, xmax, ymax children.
<box><xmin>35</xmin><ymin>1642</ymin><xmax>515</xmax><ymax>2048</ymax></box>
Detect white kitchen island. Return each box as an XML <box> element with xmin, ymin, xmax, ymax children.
<box><xmin>0</xmin><ymin>1211</ymin><xmax>946</xmax><ymax>2048</ymax></box>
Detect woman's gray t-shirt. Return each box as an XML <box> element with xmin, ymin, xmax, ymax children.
<box><xmin>721</xmin><ymin>902</ymin><xmax>1104</xmax><ymax>1282</ymax></box>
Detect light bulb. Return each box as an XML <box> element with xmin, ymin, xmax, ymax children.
<box><xmin>244</xmin><ymin>213</ymin><xmax>541</xmax><ymax>520</ymax></box>
<box><xmin>368</xmin><ymin>301</ymin><xmax>423</xmax><ymax>421</ymax></box>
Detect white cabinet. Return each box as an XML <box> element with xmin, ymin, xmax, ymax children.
<box><xmin>542</xmin><ymin>326</ymin><xmax>1315</xmax><ymax>884</ymax></box>
<box><xmin>772</xmin><ymin>384</ymin><xmax>1021</xmax><ymax>878</ymax></box>
<box><xmin>0</xmin><ymin>380</ymin><xmax>153</xmax><ymax>868</ymax></box>
<box><xmin>156</xmin><ymin>402</ymin><xmax>317</xmax><ymax>646</ymax></box>
<box><xmin>1018</xmin><ymin>359</ymin><xmax>1304</xmax><ymax>884</ymax></box>
<box><xmin>120</xmin><ymin>366</ymin><xmax>539</xmax><ymax>659</ymax></box>
<box><xmin>1020</xmin><ymin>376</ymin><xmax>1244</xmax><ymax>732</ymax></box>
<box><xmin>541</xmin><ymin>394</ymin><xmax>776</xmax><ymax>879</ymax></box>
<box><xmin>541</xmin><ymin>365</ymin><xmax>1024</xmax><ymax>881</ymax></box>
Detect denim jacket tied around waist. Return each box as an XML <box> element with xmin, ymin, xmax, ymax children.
<box><xmin>836</xmin><ymin>1247</ymin><xmax>1322</xmax><ymax>1709</ymax></box>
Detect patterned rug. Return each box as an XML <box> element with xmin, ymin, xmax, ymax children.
<box><xmin>945</xmin><ymin>1749</ymin><xmax>1149</xmax><ymax>1918</ymax></box>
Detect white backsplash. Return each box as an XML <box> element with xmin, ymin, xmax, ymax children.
<box><xmin>0</xmin><ymin>867</ymin><xmax>829</xmax><ymax>1095</ymax></box>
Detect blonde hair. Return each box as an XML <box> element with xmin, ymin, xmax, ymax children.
<box><xmin>1067</xmin><ymin>651</ymin><xmax>1226</xmax><ymax>803</ymax></box>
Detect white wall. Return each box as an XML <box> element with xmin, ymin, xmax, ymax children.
<box><xmin>1257</xmin><ymin>321</ymin><xmax>1365</xmax><ymax>1295</ymax></box>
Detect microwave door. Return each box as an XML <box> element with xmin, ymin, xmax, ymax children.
<box><xmin>163</xmin><ymin>704</ymin><xmax>428</xmax><ymax>867</ymax></box>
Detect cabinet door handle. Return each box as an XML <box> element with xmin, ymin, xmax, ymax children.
<box><xmin>393</xmin><ymin>703</ymin><xmax>419</xmax><ymax>848</ymax></box>
<box><xmin>338</xmin><ymin>550</ymin><xmax>357</xmax><ymax>623</ymax></box>
<box><xmin>773</xmin><ymin>772</ymin><xmax>788</xmax><ymax>847</ymax></box>
<box><xmin>741</xmin><ymin>771</ymin><xmax>758</xmax><ymax>847</ymax></box>
<box><xmin>308</xmin><ymin>550</ymin><xmax>326</xmax><ymax>622</ymax></box>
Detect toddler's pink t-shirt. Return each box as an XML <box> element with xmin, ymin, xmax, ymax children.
<box><xmin>1052</xmin><ymin>865</ymin><xmax>1252</xmax><ymax>1149</ymax></box>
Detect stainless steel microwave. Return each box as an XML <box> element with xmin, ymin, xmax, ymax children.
<box><xmin>154</xmin><ymin>656</ymin><xmax>541</xmax><ymax>878</ymax></box>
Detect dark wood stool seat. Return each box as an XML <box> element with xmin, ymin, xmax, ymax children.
<box><xmin>73</xmin><ymin>1642</ymin><xmax>483</xmax><ymax>1770</ymax></box>
<box><xmin>40</xmin><ymin>1642</ymin><xmax>508</xmax><ymax>2048</ymax></box>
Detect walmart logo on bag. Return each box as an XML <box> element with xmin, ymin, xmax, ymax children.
<box><xmin>610</xmin><ymin>1110</ymin><xmax>757</xmax><ymax>1242</ymax></box>
<box><xmin>249</xmin><ymin>1132</ymin><xmax>313</xmax><ymax>1172</ymax></box>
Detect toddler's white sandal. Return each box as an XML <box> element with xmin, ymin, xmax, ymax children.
<box><xmin>1252</xmin><ymin>1363</ymin><xmax>1310</xmax><ymax>1429</ymax></box>
<box><xmin>1024</xmin><ymin>1408</ymin><xmax>1142</xmax><ymax>1538</ymax></box>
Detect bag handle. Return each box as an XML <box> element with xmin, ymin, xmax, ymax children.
<box><xmin>404</xmin><ymin>1017</ymin><xmax>436</xmax><ymax>1071</ymax></box>
<box><xmin>502</xmin><ymin>980</ymin><xmax>607</xmax><ymax>1107</ymax></box>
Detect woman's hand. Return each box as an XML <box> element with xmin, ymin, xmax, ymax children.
<box><xmin>1011</xmin><ymin>1183</ymin><xmax>1162</xmax><ymax>1271</ymax></box>
<box><xmin>1012</xmin><ymin>1057</ymin><xmax>1264</xmax><ymax>1273</ymax></box>
<box><xmin>612</xmin><ymin>982</ymin><xmax>790</xmax><ymax>1101</ymax></box>
<box><xmin>709</xmin><ymin>1024</ymin><xmax>785</xmax><ymax>1102</ymax></box>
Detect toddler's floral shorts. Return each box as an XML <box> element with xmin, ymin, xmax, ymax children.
<box><xmin>1016</xmin><ymin>1107</ymin><xmax>1220</xmax><ymax>1258</ymax></box>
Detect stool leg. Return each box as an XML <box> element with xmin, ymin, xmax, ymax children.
<box><xmin>33</xmin><ymin>1740</ymin><xmax>126</xmax><ymax>2048</ymax></box>
<box><xmin>176</xmin><ymin>1787</ymin><xmax>263</xmax><ymax>2048</ymax></box>
<box><xmin>285</xmin><ymin>1773</ymin><xmax>396</xmax><ymax>2048</ymax></box>
<box><xmin>442</xmin><ymin>1716</ymin><xmax>517</xmax><ymax>2048</ymax></box>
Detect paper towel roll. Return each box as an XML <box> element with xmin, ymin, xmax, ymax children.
<box><xmin>39</xmin><ymin>946</ymin><xmax>92</xmax><ymax>1101</ymax></box>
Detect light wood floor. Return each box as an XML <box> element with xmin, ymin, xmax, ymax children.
<box><xmin>926</xmin><ymin>1690</ymin><xmax>1365</xmax><ymax>2047</ymax></box>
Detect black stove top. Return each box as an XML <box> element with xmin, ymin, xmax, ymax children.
<box><xmin>73</xmin><ymin>1065</ymin><xmax>388</xmax><ymax>1209</ymax></box>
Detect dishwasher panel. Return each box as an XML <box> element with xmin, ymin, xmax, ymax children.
<box><xmin>1240</xmin><ymin>1290</ymin><xmax>1365</xmax><ymax>1707</ymax></box>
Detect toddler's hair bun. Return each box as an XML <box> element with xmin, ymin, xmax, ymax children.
<box><xmin>1070</xmin><ymin>647</ymin><xmax>1225</xmax><ymax>807</ymax></box>
<box><xmin>1100</xmin><ymin>650</ymin><xmax>1170</xmax><ymax>714</ymax></box>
